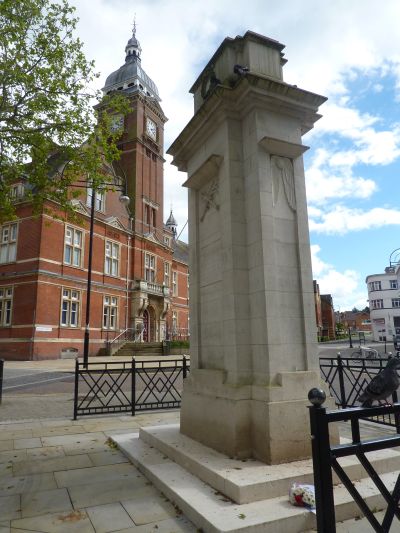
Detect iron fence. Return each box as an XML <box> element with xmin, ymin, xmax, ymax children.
<box><xmin>73</xmin><ymin>357</ymin><xmax>189</xmax><ymax>419</ymax></box>
<box><xmin>320</xmin><ymin>355</ymin><xmax>400</xmax><ymax>431</ymax></box>
<box><xmin>135</xmin><ymin>358</ymin><xmax>188</xmax><ymax>412</ymax></box>
<box><xmin>308</xmin><ymin>389</ymin><xmax>400</xmax><ymax>533</ymax></box>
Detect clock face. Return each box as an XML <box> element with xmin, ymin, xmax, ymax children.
<box><xmin>146</xmin><ymin>118</ymin><xmax>157</xmax><ymax>140</ymax></box>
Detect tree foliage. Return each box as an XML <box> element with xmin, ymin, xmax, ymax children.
<box><xmin>0</xmin><ymin>0</ymin><xmax>129</xmax><ymax>222</ymax></box>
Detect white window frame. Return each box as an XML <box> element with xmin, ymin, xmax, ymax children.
<box><xmin>64</xmin><ymin>226</ymin><xmax>83</xmax><ymax>268</ymax></box>
<box><xmin>390</xmin><ymin>280</ymin><xmax>398</xmax><ymax>289</ymax></box>
<box><xmin>144</xmin><ymin>253</ymin><xmax>156</xmax><ymax>282</ymax></box>
<box><xmin>172</xmin><ymin>271</ymin><xmax>177</xmax><ymax>296</ymax></box>
<box><xmin>369</xmin><ymin>281</ymin><xmax>382</xmax><ymax>291</ymax></box>
<box><xmin>0</xmin><ymin>222</ymin><xmax>18</xmax><ymax>264</ymax></box>
<box><xmin>392</xmin><ymin>299</ymin><xmax>400</xmax><ymax>308</ymax></box>
<box><xmin>86</xmin><ymin>187</ymin><xmax>105</xmax><ymax>212</ymax></box>
<box><xmin>371</xmin><ymin>299</ymin><xmax>384</xmax><ymax>309</ymax></box>
<box><xmin>172</xmin><ymin>310</ymin><xmax>178</xmax><ymax>332</ymax></box>
<box><xmin>105</xmin><ymin>240</ymin><xmax>120</xmax><ymax>277</ymax></box>
<box><xmin>0</xmin><ymin>286</ymin><xmax>13</xmax><ymax>326</ymax></box>
<box><xmin>103</xmin><ymin>295</ymin><xmax>118</xmax><ymax>330</ymax></box>
<box><xmin>164</xmin><ymin>262</ymin><xmax>171</xmax><ymax>287</ymax></box>
<box><xmin>60</xmin><ymin>288</ymin><xmax>80</xmax><ymax>327</ymax></box>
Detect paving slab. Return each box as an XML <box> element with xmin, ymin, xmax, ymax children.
<box><xmin>122</xmin><ymin>493</ymin><xmax>179</xmax><ymax>525</ymax></box>
<box><xmin>11</xmin><ymin>510</ymin><xmax>95</xmax><ymax>532</ymax></box>
<box><xmin>0</xmin><ymin>450</ymin><xmax>27</xmax><ymax>464</ymax></box>
<box><xmin>0</xmin><ymin>472</ymin><xmax>56</xmax><ymax>496</ymax></box>
<box><xmin>20</xmin><ymin>487</ymin><xmax>72</xmax><ymax>518</ymax></box>
<box><xmin>0</xmin><ymin>441</ymin><xmax>13</xmax><ymax>452</ymax></box>
<box><xmin>88</xmin><ymin>449</ymin><xmax>128</xmax><ymax>466</ymax></box>
<box><xmin>86</xmin><ymin>502</ymin><xmax>135</xmax><ymax>532</ymax></box>
<box><xmin>0</xmin><ymin>463</ymin><xmax>13</xmax><ymax>476</ymax></box>
<box><xmin>0</xmin><ymin>521</ymin><xmax>9</xmax><ymax>533</ymax></box>
<box><xmin>13</xmin><ymin>453</ymin><xmax>93</xmax><ymax>476</ymax></box>
<box><xmin>104</xmin><ymin>428</ymin><xmax>140</xmax><ymax>438</ymax></box>
<box><xmin>0</xmin><ymin>430</ymin><xmax>33</xmax><ymax>442</ymax></box>
<box><xmin>117</xmin><ymin>516</ymin><xmax>198</xmax><ymax>532</ymax></box>
<box><xmin>82</xmin><ymin>420</ymin><xmax>140</xmax><ymax>433</ymax></box>
<box><xmin>0</xmin><ymin>494</ymin><xmax>21</xmax><ymax>520</ymax></box>
<box><xmin>13</xmin><ymin>438</ymin><xmax>41</xmax><ymax>450</ymax></box>
<box><xmin>54</xmin><ymin>462</ymin><xmax>137</xmax><ymax>488</ymax></box>
<box><xmin>32</xmin><ymin>425</ymin><xmax>87</xmax><ymax>438</ymax></box>
<box><xmin>68</xmin><ymin>478</ymin><xmax>154</xmax><ymax>508</ymax></box>
<box><xmin>41</xmin><ymin>431</ymin><xmax>105</xmax><ymax>447</ymax></box>
<box><xmin>26</xmin><ymin>445</ymin><xmax>65</xmax><ymax>460</ymax></box>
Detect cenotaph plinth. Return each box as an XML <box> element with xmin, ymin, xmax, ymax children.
<box><xmin>168</xmin><ymin>30</ymin><xmax>326</xmax><ymax>464</ymax></box>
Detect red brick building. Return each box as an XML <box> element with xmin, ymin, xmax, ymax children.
<box><xmin>0</xmin><ymin>28</ymin><xmax>189</xmax><ymax>360</ymax></box>
<box><xmin>320</xmin><ymin>294</ymin><xmax>336</xmax><ymax>340</ymax></box>
<box><xmin>339</xmin><ymin>310</ymin><xmax>371</xmax><ymax>332</ymax></box>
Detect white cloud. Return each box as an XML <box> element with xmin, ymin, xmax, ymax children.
<box><xmin>311</xmin><ymin>245</ymin><xmax>368</xmax><ymax>310</ymax></box>
<box><xmin>306</xmin><ymin>149</ymin><xmax>377</xmax><ymax>204</ymax></box>
<box><xmin>309</xmin><ymin>206</ymin><xmax>400</xmax><ymax>235</ymax></box>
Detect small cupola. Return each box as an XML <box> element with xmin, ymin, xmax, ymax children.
<box><xmin>166</xmin><ymin>209</ymin><xmax>178</xmax><ymax>238</ymax></box>
<box><xmin>125</xmin><ymin>22</ymin><xmax>142</xmax><ymax>62</ymax></box>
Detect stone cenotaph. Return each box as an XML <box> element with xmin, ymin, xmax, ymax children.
<box><xmin>168</xmin><ymin>31</ymin><xmax>326</xmax><ymax>465</ymax></box>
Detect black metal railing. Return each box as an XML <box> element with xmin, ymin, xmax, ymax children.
<box><xmin>320</xmin><ymin>355</ymin><xmax>400</xmax><ymax>431</ymax></box>
<box><xmin>73</xmin><ymin>357</ymin><xmax>189</xmax><ymax>419</ymax></box>
<box><xmin>134</xmin><ymin>358</ymin><xmax>187</xmax><ymax>413</ymax></box>
<box><xmin>308</xmin><ymin>388</ymin><xmax>400</xmax><ymax>533</ymax></box>
<box><xmin>0</xmin><ymin>359</ymin><xmax>4</xmax><ymax>404</ymax></box>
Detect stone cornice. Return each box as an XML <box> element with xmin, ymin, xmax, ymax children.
<box><xmin>168</xmin><ymin>74</ymin><xmax>326</xmax><ymax>171</ymax></box>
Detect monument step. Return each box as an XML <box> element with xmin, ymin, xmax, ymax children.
<box><xmin>113</xmin><ymin>431</ymin><xmax>400</xmax><ymax>533</ymax></box>
<box><xmin>137</xmin><ymin>424</ymin><xmax>400</xmax><ymax>504</ymax></box>
<box><xmin>305</xmin><ymin>509</ymin><xmax>400</xmax><ymax>532</ymax></box>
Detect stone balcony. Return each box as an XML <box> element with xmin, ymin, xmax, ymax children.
<box><xmin>132</xmin><ymin>279</ymin><xmax>170</xmax><ymax>297</ymax></box>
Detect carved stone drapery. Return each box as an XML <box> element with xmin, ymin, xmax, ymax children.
<box><xmin>271</xmin><ymin>155</ymin><xmax>296</xmax><ymax>211</ymax></box>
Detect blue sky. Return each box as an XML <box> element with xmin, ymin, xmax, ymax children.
<box><xmin>71</xmin><ymin>0</ymin><xmax>400</xmax><ymax>311</ymax></box>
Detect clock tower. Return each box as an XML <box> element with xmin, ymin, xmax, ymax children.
<box><xmin>102</xmin><ymin>26</ymin><xmax>177</xmax><ymax>342</ymax></box>
<box><xmin>102</xmin><ymin>25</ymin><xmax>167</xmax><ymax>236</ymax></box>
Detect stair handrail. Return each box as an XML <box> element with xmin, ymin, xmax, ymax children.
<box><xmin>105</xmin><ymin>327</ymin><xmax>144</xmax><ymax>356</ymax></box>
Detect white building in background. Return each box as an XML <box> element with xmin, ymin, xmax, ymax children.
<box><xmin>366</xmin><ymin>260</ymin><xmax>400</xmax><ymax>341</ymax></box>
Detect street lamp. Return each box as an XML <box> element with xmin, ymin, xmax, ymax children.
<box><xmin>73</xmin><ymin>171</ymin><xmax>129</xmax><ymax>368</ymax></box>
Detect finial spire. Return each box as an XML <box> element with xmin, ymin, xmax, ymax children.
<box><xmin>125</xmin><ymin>18</ymin><xmax>141</xmax><ymax>62</ymax></box>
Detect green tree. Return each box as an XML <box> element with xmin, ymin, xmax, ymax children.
<box><xmin>0</xmin><ymin>0</ymin><xmax>129</xmax><ymax>222</ymax></box>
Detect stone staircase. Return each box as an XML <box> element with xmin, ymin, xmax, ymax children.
<box><xmin>113</xmin><ymin>424</ymin><xmax>400</xmax><ymax>533</ymax></box>
<box><xmin>113</xmin><ymin>341</ymin><xmax>163</xmax><ymax>358</ymax></box>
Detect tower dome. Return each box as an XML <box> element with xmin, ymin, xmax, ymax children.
<box><xmin>102</xmin><ymin>25</ymin><xmax>160</xmax><ymax>100</ymax></box>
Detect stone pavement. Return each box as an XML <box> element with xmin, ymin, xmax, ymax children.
<box><xmin>0</xmin><ymin>411</ymin><xmax>197</xmax><ymax>533</ymax></box>
<box><xmin>1</xmin><ymin>355</ymin><xmax>400</xmax><ymax>532</ymax></box>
